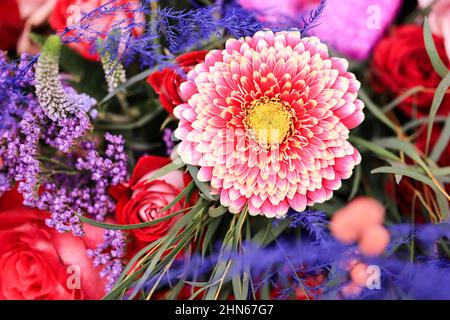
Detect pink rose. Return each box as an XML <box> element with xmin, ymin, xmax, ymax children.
<box><xmin>0</xmin><ymin>188</ymin><xmax>106</xmax><ymax>300</ymax></box>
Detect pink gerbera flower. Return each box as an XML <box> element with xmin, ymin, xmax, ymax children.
<box><xmin>174</xmin><ymin>31</ymin><xmax>364</xmax><ymax>218</ymax></box>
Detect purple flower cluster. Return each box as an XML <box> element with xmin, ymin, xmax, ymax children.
<box><xmin>163</xmin><ymin>128</ymin><xmax>175</xmax><ymax>156</ymax></box>
<box><xmin>1</xmin><ymin>96</ymin><xmax>96</xmax><ymax>201</ymax></box>
<box><xmin>0</xmin><ymin>131</ymin><xmax>22</xmax><ymax>194</ymax></box>
<box><xmin>33</xmin><ymin>133</ymin><xmax>128</xmax><ymax>236</ymax></box>
<box><xmin>0</xmin><ymin>53</ymin><xmax>36</xmax><ymax>136</ymax></box>
<box><xmin>43</xmin><ymin>111</ymin><xmax>92</xmax><ymax>153</ymax></box>
<box><xmin>87</xmin><ymin>230</ymin><xmax>127</xmax><ymax>292</ymax></box>
<box><xmin>76</xmin><ymin>133</ymin><xmax>128</xmax><ymax>188</ymax></box>
<box><xmin>15</xmin><ymin>109</ymin><xmax>42</xmax><ymax>202</ymax></box>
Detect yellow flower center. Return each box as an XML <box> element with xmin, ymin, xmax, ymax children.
<box><xmin>244</xmin><ymin>97</ymin><xmax>293</xmax><ymax>146</ymax></box>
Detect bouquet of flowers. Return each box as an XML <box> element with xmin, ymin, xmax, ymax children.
<box><xmin>0</xmin><ymin>0</ymin><xmax>449</xmax><ymax>301</ymax></box>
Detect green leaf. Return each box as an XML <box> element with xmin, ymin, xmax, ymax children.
<box><xmin>382</xmin><ymin>86</ymin><xmax>425</xmax><ymax>113</ymax></box>
<box><xmin>187</xmin><ymin>165</ymin><xmax>218</xmax><ymax>201</ymax></box>
<box><xmin>117</xmin><ymin>239</ymin><xmax>163</xmax><ymax>282</ymax></box>
<box><xmin>78</xmin><ymin>181</ymin><xmax>194</xmax><ymax>230</ymax></box>
<box><xmin>349</xmin><ymin>136</ymin><xmax>401</xmax><ymax>162</ymax></box>
<box><xmin>430</xmin><ymin>110</ymin><xmax>450</xmax><ymax>162</ymax></box>
<box><xmin>426</xmin><ymin>72</ymin><xmax>450</xmax><ymax>153</ymax></box>
<box><xmin>147</xmin><ymin>160</ymin><xmax>185</xmax><ymax>183</ymax></box>
<box><xmin>371</xmin><ymin>167</ymin><xmax>449</xmax><ymax>219</ymax></box>
<box><xmin>430</xmin><ymin>166</ymin><xmax>450</xmax><ymax>176</ymax></box>
<box><xmin>81</xmin><ymin>182</ymin><xmax>194</xmax><ymax>230</ymax></box>
<box><xmin>371</xmin><ymin>166</ymin><xmax>435</xmax><ymax>186</ymax></box>
<box><xmin>78</xmin><ymin>206</ymin><xmax>185</xmax><ymax>230</ymax></box>
<box><xmin>29</xmin><ymin>33</ymin><xmax>46</xmax><ymax>46</ymax></box>
<box><xmin>159</xmin><ymin>180</ymin><xmax>195</xmax><ymax>212</ymax></box>
<box><xmin>358</xmin><ymin>88</ymin><xmax>398</xmax><ymax>132</ymax></box>
<box><xmin>375</xmin><ymin>137</ymin><xmax>428</xmax><ymax>169</ymax></box>
<box><xmin>252</xmin><ymin>218</ymin><xmax>290</xmax><ymax>247</ymax></box>
<box><xmin>402</xmin><ymin>115</ymin><xmax>447</xmax><ymax>131</ymax></box>
<box><xmin>96</xmin><ymin>105</ymin><xmax>162</xmax><ymax>130</ymax></box>
<box><xmin>348</xmin><ymin>164</ymin><xmax>362</xmax><ymax>200</ymax></box>
<box><xmin>208</xmin><ymin>205</ymin><xmax>228</xmax><ymax>218</ymax></box>
<box><xmin>202</xmin><ymin>216</ymin><xmax>223</xmax><ymax>259</ymax></box>
<box><xmin>424</xmin><ymin>18</ymin><xmax>449</xmax><ymax>78</ymax></box>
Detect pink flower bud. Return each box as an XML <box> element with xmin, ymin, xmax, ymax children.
<box><xmin>331</xmin><ymin>197</ymin><xmax>385</xmax><ymax>244</ymax></box>
<box><xmin>359</xmin><ymin>225</ymin><xmax>390</xmax><ymax>256</ymax></box>
<box><xmin>350</xmin><ymin>262</ymin><xmax>369</xmax><ymax>287</ymax></box>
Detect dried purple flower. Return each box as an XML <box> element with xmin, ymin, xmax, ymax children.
<box><xmin>87</xmin><ymin>230</ymin><xmax>126</xmax><ymax>292</ymax></box>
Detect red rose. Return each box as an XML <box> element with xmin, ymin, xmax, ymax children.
<box><xmin>147</xmin><ymin>51</ymin><xmax>208</xmax><ymax>114</ymax></box>
<box><xmin>110</xmin><ymin>156</ymin><xmax>192</xmax><ymax>249</ymax></box>
<box><xmin>0</xmin><ymin>0</ymin><xmax>23</xmax><ymax>50</ymax></box>
<box><xmin>0</xmin><ymin>189</ymin><xmax>106</xmax><ymax>300</ymax></box>
<box><xmin>371</xmin><ymin>25</ymin><xmax>450</xmax><ymax>118</ymax></box>
<box><xmin>49</xmin><ymin>0</ymin><xmax>142</xmax><ymax>61</ymax></box>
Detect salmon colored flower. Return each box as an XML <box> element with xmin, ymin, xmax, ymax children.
<box><xmin>358</xmin><ymin>224</ymin><xmax>390</xmax><ymax>256</ymax></box>
<box><xmin>331</xmin><ymin>197</ymin><xmax>390</xmax><ymax>257</ymax></box>
<box><xmin>174</xmin><ymin>31</ymin><xmax>364</xmax><ymax>217</ymax></box>
<box><xmin>331</xmin><ymin>196</ymin><xmax>385</xmax><ymax>244</ymax></box>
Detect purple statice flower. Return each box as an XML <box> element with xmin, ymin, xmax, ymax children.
<box><xmin>43</xmin><ymin>111</ymin><xmax>92</xmax><ymax>153</ymax></box>
<box><xmin>40</xmin><ymin>85</ymin><xmax>97</xmax><ymax>153</ymax></box>
<box><xmin>0</xmin><ymin>132</ymin><xmax>21</xmax><ymax>194</ymax></box>
<box><xmin>44</xmin><ymin>111</ymin><xmax>91</xmax><ymax>153</ymax></box>
<box><xmin>87</xmin><ymin>230</ymin><xmax>126</xmax><ymax>292</ymax></box>
<box><xmin>76</xmin><ymin>133</ymin><xmax>128</xmax><ymax>189</ymax></box>
<box><xmin>42</xmin><ymin>188</ymin><xmax>85</xmax><ymax>237</ymax></box>
<box><xmin>27</xmin><ymin>133</ymin><xmax>129</xmax><ymax>293</ymax></box>
<box><xmin>36</xmin><ymin>133</ymin><xmax>128</xmax><ymax>236</ymax></box>
<box><xmin>0</xmin><ymin>51</ymin><xmax>126</xmax><ymax>292</ymax></box>
<box><xmin>14</xmin><ymin>108</ymin><xmax>42</xmax><ymax>202</ymax></box>
<box><xmin>162</xmin><ymin>128</ymin><xmax>175</xmax><ymax>156</ymax></box>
